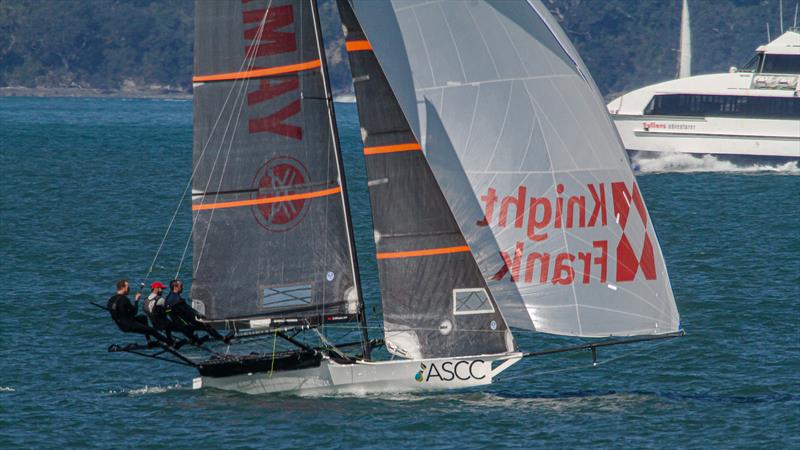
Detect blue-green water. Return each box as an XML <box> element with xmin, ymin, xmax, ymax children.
<box><xmin>1</xmin><ymin>97</ymin><xmax>798</xmax><ymax>448</ymax></box>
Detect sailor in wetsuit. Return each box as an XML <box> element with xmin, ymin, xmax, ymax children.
<box><xmin>165</xmin><ymin>279</ymin><xmax>232</xmax><ymax>344</ymax></box>
<box><xmin>107</xmin><ymin>279</ymin><xmax>171</xmax><ymax>345</ymax></box>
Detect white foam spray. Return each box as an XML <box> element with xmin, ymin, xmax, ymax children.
<box><xmin>631</xmin><ymin>152</ymin><xmax>800</xmax><ymax>175</ymax></box>
<box><xmin>108</xmin><ymin>382</ymin><xmax>183</xmax><ymax>396</ymax></box>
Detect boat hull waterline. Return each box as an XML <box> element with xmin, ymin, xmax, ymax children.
<box><xmin>194</xmin><ymin>352</ymin><xmax>522</xmax><ymax>395</ymax></box>
<box><xmin>613</xmin><ymin>115</ymin><xmax>800</xmax><ymax>162</ymax></box>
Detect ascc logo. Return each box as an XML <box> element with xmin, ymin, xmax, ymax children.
<box><xmin>414</xmin><ymin>360</ymin><xmax>486</xmax><ymax>383</ymax></box>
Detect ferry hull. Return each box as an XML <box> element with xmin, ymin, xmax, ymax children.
<box><xmin>612</xmin><ymin>115</ymin><xmax>800</xmax><ymax>162</ymax></box>
<box><xmin>194</xmin><ymin>352</ymin><xmax>522</xmax><ymax>395</ymax></box>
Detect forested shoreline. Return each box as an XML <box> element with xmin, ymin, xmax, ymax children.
<box><xmin>0</xmin><ymin>0</ymin><xmax>791</xmax><ymax>98</ymax></box>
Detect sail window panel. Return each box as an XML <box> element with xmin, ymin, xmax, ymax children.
<box><xmin>453</xmin><ymin>288</ymin><xmax>495</xmax><ymax>315</ymax></box>
<box><xmin>261</xmin><ymin>284</ymin><xmax>312</xmax><ymax>309</ymax></box>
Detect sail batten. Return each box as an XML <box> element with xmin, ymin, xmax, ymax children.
<box><xmin>351</xmin><ymin>0</ymin><xmax>680</xmax><ymax>338</ymax></box>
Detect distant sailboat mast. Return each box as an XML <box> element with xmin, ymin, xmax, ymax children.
<box><xmin>679</xmin><ymin>0</ymin><xmax>692</xmax><ymax>78</ymax></box>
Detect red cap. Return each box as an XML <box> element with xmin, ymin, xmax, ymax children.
<box><xmin>150</xmin><ymin>281</ymin><xmax>167</xmax><ymax>289</ymax></box>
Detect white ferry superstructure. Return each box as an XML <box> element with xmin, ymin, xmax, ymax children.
<box><xmin>607</xmin><ymin>29</ymin><xmax>800</xmax><ymax>164</ymax></box>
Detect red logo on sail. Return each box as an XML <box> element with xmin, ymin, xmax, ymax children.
<box><xmin>480</xmin><ymin>181</ymin><xmax>657</xmax><ymax>286</ymax></box>
<box><xmin>251</xmin><ymin>156</ymin><xmax>310</xmax><ymax>232</ymax></box>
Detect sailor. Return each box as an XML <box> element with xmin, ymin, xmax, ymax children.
<box><xmin>165</xmin><ymin>279</ymin><xmax>232</xmax><ymax>344</ymax></box>
<box><xmin>107</xmin><ymin>279</ymin><xmax>171</xmax><ymax>345</ymax></box>
<box><xmin>142</xmin><ymin>281</ymin><xmax>172</xmax><ymax>338</ymax></box>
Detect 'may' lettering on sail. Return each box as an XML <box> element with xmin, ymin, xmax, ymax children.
<box><xmin>243</xmin><ymin>1</ymin><xmax>302</xmax><ymax>140</ymax></box>
<box><xmin>483</xmin><ymin>182</ymin><xmax>655</xmax><ymax>285</ymax></box>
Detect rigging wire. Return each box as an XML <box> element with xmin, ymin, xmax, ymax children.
<box><xmin>176</xmin><ymin>0</ymin><xmax>274</xmax><ymax>279</ymax></box>
<box><xmin>497</xmin><ymin>335</ymin><xmax>680</xmax><ymax>382</ymax></box>
<box><xmin>143</xmin><ymin>0</ymin><xmax>275</xmax><ymax>283</ymax></box>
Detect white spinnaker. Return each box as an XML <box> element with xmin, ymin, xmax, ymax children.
<box><xmin>352</xmin><ymin>0</ymin><xmax>680</xmax><ymax>337</ymax></box>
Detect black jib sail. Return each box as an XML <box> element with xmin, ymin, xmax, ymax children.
<box><xmin>337</xmin><ymin>0</ymin><xmax>514</xmax><ymax>359</ymax></box>
<box><xmin>190</xmin><ymin>0</ymin><xmax>363</xmax><ymax>330</ymax></box>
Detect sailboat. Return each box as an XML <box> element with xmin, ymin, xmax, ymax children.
<box><xmin>108</xmin><ymin>0</ymin><xmax>682</xmax><ymax>395</ymax></box>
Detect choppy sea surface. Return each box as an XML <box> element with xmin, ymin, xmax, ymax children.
<box><xmin>1</xmin><ymin>97</ymin><xmax>798</xmax><ymax>448</ymax></box>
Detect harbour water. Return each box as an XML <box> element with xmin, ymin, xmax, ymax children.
<box><xmin>1</xmin><ymin>97</ymin><xmax>798</xmax><ymax>448</ymax></box>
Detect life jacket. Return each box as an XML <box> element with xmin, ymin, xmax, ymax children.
<box><xmin>143</xmin><ymin>294</ymin><xmax>169</xmax><ymax>330</ymax></box>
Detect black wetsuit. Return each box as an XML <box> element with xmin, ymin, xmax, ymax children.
<box><xmin>107</xmin><ymin>294</ymin><xmax>170</xmax><ymax>344</ymax></box>
<box><xmin>165</xmin><ymin>292</ymin><xmax>225</xmax><ymax>342</ymax></box>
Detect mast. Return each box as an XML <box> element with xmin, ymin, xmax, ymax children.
<box><xmin>679</xmin><ymin>0</ymin><xmax>692</xmax><ymax>78</ymax></box>
<box><xmin>310</xmin><ymin>0</ymin><xmax>370</xmax><ymax>359</ymax></box>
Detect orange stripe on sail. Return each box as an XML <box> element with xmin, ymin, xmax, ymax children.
<box><xmin>376</xmin><ymin>245</ymin><xmax>471</xmax><ymax>260</ymax></box>
<box><xmin>345</xmin><ymin>40</ymin><xmax>372</xmax><ymax>52</ymax></box>
<box><xmin>363</xmin><ymin>143</ymin><xmax>422</xmax><ymax>155</ymax></box>
<box><xmin>192</xmin><ymin>59</ymin><xmax>321</xmax><ymax>82</ymax></box>
<box><xmin>192</xmin><ymin>186</ymin><xmax>341</xmax><ymax>211</ymax></box>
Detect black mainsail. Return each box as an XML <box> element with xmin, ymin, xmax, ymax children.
<box><xmin>191</xmin><ymin>0</ymin><xmax>363</xmax><ymax>331</ymax></box>
<box><xmin>337</xmin><ymin>0</ymin><xmax>514</xmax><ymax>359</ymax></box>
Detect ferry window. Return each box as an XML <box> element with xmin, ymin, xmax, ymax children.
<box><xmin>741</xmin><ymin>53</ymin><xmax>763</xmax><ymax>72</ymax></box>
<box><xmin>761</xmin><ymin>55</ymin><xmax>800</xmax><ymax>74</ymax></box>
<box><xmin>453</xmin><ymin>288</ymin><xmax>495</xmax><ymax>315</ymax></box>
<box><xmin>644</xmin><ymin>94</ymin><xmax>800</xmax><ymax>119</ymax></box>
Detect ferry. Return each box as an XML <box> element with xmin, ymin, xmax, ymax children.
<box><xmin>607</xmin><ymin>28</ymin><xmax>800</xmax><ymax>164</ymax></box>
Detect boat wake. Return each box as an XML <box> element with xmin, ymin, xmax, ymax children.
<box><xmin>109</xmin><ymin>382</ymin><xmax>184</xmax><ymax>396</ymax></box>
<box><xmin>0</xmin><ymin>386</ymin><xmax>15</xmax><ymax>393</ymax></box>
<box><xmin>631</xmin><ymin>152</ymin><xmax>800</xmax><ymax>174</ymax></box>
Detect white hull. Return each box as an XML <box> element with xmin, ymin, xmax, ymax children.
<box><xmin>612</xmin><ymin>115</ymin><xmax>800</xmax><ymax>160</ymax></box>
<box><xmin>194</xmin><ymin>352</ymin><xmax>522</xmax><ymax>395</ymax></box>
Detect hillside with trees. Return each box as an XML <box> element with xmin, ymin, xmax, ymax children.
<box><xmin>0</xmin><ymin>0</ymin><xmax>793</xmax><ymax>97</ymax></box>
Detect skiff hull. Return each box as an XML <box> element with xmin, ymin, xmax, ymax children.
<box><xmin>193</xmin><ymin>352</ymin><xmax>522</xmax><ymax>395</ymax></box>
